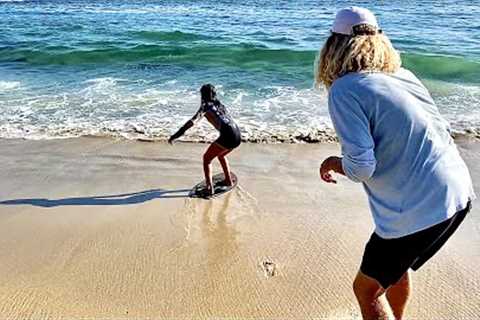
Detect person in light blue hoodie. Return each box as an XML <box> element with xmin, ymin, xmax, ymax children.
<box><xmin>315</xmin><ymin>7</ymin><xmax>475</xmax><ymax>320</ymax></box>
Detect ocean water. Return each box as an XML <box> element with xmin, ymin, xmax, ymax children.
<box><xmin>1</xmin><ymin>0</ymin><xmax>479</xmax><ymax>142</ymax></box>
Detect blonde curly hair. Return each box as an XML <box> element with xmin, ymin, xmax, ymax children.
<box><xmin>315</xmin><ymin>24</ymin><xmax>401</xmax><ymax>88</ymax></box>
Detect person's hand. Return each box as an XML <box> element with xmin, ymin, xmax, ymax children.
<box><xmin>319</xmin><ymin>156</ymin><xmax>343</xmax><ymax>184</ymax></box>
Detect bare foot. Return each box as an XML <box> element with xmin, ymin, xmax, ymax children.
<box><xmin>206</xmin><ymin>184</ymin><xmax>214</xmax><ymax>196</ymax></box>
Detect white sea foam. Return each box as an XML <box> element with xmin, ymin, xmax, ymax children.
<box><xmin>0</xmin><ymin>81</ymin><xmax>21</xmax><ymax>91</ymax></box>
<box><xmin>0</xmin><ymin>80</ymin><xmax>332</xmax><ymax>142</ymax></box>
<box><xmin>424</xmin><ymin>80</ymin><xmax>480</xmax><ymax>134</ymax></box>
<box><xmin>0</xmin><ymin>78</ymin><xmax>479</xmax><ymax>142</ymax></box>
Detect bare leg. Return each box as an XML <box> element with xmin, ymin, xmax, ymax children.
<box><xmin>218</xmin><ymin>148</ymin><xmax>234</xmax><ymax>185</ymax></box>
<box><xmin>353</xmin><ymin>271</ymin><xmax>392</xmax><ymax>320</ymax></box>
<box><xmin>203</xmin><ymin>143</ymin><xmax>227</xmax><ymax>195</ymax></box>
<box><xmin>386</xmin><ymin>272</ymin><xmax>410</xmax><ymax>320</ymax></box>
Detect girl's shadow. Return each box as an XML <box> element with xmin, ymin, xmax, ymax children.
<box><xmin>0</xmin><ymin>188</ymin><xmax>191</xmax><ymax>208</ymax></box>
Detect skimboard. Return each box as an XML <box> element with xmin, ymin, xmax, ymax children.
<box><xmin>189</xmin><ymin>172</ymin><xmax>238</xmax><ymax>199</ymax></box>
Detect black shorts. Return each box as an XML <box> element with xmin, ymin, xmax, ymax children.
<box><xmin>215</xmin><ymin>123</ymin><xmax>241</xmax><ymax>150</ymax></box>
<box><xmin>360</xmin><ymin>201</ymin><xmax>471</xmax><ymax>289</ymax></box>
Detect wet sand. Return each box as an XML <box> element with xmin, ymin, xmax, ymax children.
<box><xmin>0</xmin><ymin>137</ymin><xmax>478</xmax><ymax>319</ymax></box>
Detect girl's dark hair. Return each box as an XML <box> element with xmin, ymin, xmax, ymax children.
<box><xmin>200</xmin><ymin>84</ymin><xmax>217</xmax><ymax>103</ymax></box>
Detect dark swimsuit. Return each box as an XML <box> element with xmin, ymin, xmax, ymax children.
<box><xmin>191</xmin><ymin>100</ymin><xmax>241</xmax><ymax>149</ymax></box>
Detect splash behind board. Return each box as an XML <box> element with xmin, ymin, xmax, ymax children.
<box><xmin>189</xmin><ymin>172</ymin><xmax>238</xmax><ymax>199</ymax></box>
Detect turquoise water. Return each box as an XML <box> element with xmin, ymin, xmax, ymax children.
<box><xmin>1</xmin><ymin>0</ymin><xmax>479</xmax><ymax>141</ymax></box>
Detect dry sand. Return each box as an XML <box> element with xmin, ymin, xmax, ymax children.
<box><xmin>0</xmin><ymin>137</ymin><xmax>478</xmax><ymax>319</ymax></box>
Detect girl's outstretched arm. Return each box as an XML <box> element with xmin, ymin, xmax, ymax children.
<box><xmin>168</xmin><ymin>104</ymin><xmax>206</xmax><ymax>144</ymax></box>
<box><xmin>168</xmin><ymin>120</ymin><xmax>194</xmax><ymax>144</ymax></box>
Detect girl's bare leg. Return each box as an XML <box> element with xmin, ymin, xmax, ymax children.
<box><xmin>203</xmin><ymin>143</ymin><xmax>227</xmax><ymax>194</ymax></box>
<box><xmin>218</xmin><ymin>148</ymin><xmax>234</xmax><ymax>185</ymax></box>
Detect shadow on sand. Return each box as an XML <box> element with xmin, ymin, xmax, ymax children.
<box><xmin>0</xmin><ymin>188</ymin><xmax>191</xmax><ymax>208</ymax></box>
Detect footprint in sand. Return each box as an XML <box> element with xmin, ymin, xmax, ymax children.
<box><xmin>262</xmin><ymin>260</ymin><xmax>276</xmax><ymax>277</ymax></box>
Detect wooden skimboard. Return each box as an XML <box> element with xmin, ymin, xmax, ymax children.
<box><xmin>189</xmin><ymin>172</ymin><xmax>238</xmax><ymax>199</ymax></box>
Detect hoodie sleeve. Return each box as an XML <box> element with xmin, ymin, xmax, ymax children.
<box><xmin>328</xmin><ymin>84</ymin><xmax>376</xmax><ymax>183</ymax></box>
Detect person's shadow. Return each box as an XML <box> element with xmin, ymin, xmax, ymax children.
<box><xmin>0</xmin><ymin>188</ymin><xmax>191</xmax><ymax>208</ymax></box>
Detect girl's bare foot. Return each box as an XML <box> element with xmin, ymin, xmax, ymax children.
<box><xmin>206</xmin><ymin>183</ymin><xmax>214</xmax><ymax>196</ymax></box>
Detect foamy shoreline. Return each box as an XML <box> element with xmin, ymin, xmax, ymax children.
<box><xmin>1</xmin><ymin>127</ymin><xmax>480</xmax><ymax>144</ymax></box>
<box><xmin>0</xmin><ymin>137</ymin><xmax>478</xmax><ymax>319</ymax></box>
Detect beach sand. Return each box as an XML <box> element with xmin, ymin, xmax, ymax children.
<box><xmin>0</xmin><ymin>137</ymin><xmax>478</xmax><ymax>319</ymax></box>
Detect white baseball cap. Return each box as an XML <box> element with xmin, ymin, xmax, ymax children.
<box><xmin>331</xmin><ymin>7</ymin><xmax>379</xmax><ymax>35</ymax></box>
